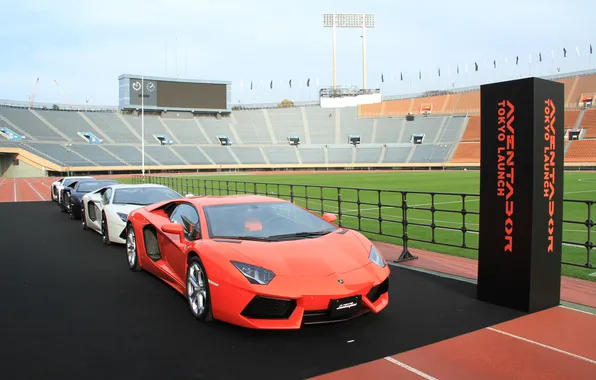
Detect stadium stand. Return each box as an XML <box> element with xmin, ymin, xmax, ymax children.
<box><xmin>2</xmin><ymin>70</ymin><xmax>596</xmax><ymax>173</ymax></box>
<box><xmin>565</xmin><ymin>140</ymin><xmax>596</xmax><ymax>162</ymax></box>
<box><xmin>580</xmin><ymin>108</ymin><xmax>596</xmax><ymax>138</ymax></box>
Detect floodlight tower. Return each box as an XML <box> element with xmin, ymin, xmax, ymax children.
<box><xmin>323</xmin><ymin>13</ymin><xmax>375</xmax><ymax>90</ymax></box>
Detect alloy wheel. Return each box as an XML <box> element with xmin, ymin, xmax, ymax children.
<box><xmin>187</xmin><ymin>262</ymin><xmax>207</xmax><ymax>317</ymax></box>
<box><xmin>126</xmin><ymin>229</ymin><xmax>137</xmax><ymax>267</ymax></box>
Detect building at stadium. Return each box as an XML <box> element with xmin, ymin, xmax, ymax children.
<box><xmin>0</xmin><ymin>69</ymin><xmax>595</xmax><ymax>178</ymax></box>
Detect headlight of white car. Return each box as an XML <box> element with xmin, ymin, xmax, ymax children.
<box><xmin>369</xmin><ymin>245</ymin><xmax>386</xmax><ymax>268</ymax></box>
<box><xmin>231</xmin><ymin>261</ymin><xmax>276</xmax><ymax>285</ymax></box>
<box><xmin>116</xmin><ymin>212</ymin><xmax>128</xmax><ymax>223</ymax></box>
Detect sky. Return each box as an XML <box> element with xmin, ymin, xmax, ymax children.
<box><xmin>0</xmin><ymin>0</ymin><xmax>594</xmax><ymax>107</ymax></box>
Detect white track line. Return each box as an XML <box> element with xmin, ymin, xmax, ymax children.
<box><xmin>566</xmin><ymin>189</ymin><xmax>596</xmax><ymax>194</ymax></box>
<box><xmin>13</xmin><ymin>179</ymin><xmax>17</xmax><ymax>202</ymax></box>
<box><xmin>29</xmin><ymin>179</ymin><xmax>51</xmax><ymax>199</ymax></box>
<box><xmin>558</xmin><ymin>305</ymin><xmax>595</xmax><ymax>315</ymax></box>
<box><xmin>26</xmin><ymin>180</ymin><xmax>45</xmax><ymax>201</ymax></box>
<box><xmin>383</xmin><ymin>357</ymin><xmax>439</xmax><ymax>379</ymax></box>
<box><xmin>486</xmin><ymin>327</ymin><xmax>596</xmax><ymax>365</ymax></box>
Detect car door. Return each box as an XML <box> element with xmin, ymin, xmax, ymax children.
<box><xmin>159</xmin><ymin>203</ymin><xmax>201</xmax><ymax>282</ymax></box>
<box><xmin>89</xmin><ymin>187</ymin><xmax>111</xmax><ymax>232</ymax></box>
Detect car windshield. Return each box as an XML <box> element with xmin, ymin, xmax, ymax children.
<box><xmin>204</xmin><ymin>202</ymin><xmax>338</xmax><ymax>240</ymax></box>
<box><xmin>112</xmin><ymin>187</ymin><xmax>181</xmax><ymax>205</ymax></box>
<box><xmin>64</xmin><ymin>177</ymin><xmax>92</xmax><ymax>187</ymax></box>
<box><xmin>76</xmin><ymin>181</ymin><xmax>118</xmax><ymax>193</ymax></box>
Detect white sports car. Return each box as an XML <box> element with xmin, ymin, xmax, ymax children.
<box><xmin>81</xmin><ymin>184</ymin><xmax>183</xmax><ymax>245</ymax></box>
<box><xmin>51</xmin><ymin>176</ymin><xmax>95</xmax><ymax>202</ymax></box>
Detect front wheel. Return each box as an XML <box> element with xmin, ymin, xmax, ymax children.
<box><xmin>186</xmin><ymin>256</ymin><xmax>213</xmax><ymax>322</ymax></box>
<box><xmin>101</xmin><ymin>215</ymin><xmax>111</xmax><ymax>245</ymax></box>
<box><xmin>81</xmin><ymin>204</ymin><xmax>88</xmax><ymax>230</ymax></box>
<box><xmin>60</xmin><ymin>194</ymin><xmax>67</xmax><ymax>212</ymax></box>
<box><xmin>126</xmin><ymin>225</ymin><xmax>140</xmax><ymax>271</ymax></box>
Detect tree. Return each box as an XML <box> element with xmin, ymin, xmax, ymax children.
<box><xmin>278</xmin><ymin>99</ymin><xmax>294</xmax><ymax>108</ymax></box>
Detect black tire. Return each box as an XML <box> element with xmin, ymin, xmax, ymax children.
<box><xmin>81</xmin><ymin>203</ymin><xmax>89</xmax><ymax>230</ymax></box>
<box><xmin>126</xmin><ymin>224</ymin><xmax>141</xmax><ymax>271</ymax></box>
<box><xmin>60</xmin><ymin>194</ymin><xmax>67</xmax><ymax>212</ymax></box>
<box><xmin>101</xmin><ymin>214</ymin><xmax>111</xmax><ymax>245</ymax></box>
<box><xmin>68</xmin><ymin>203</ymin><xmax>75</xmax><ymax>219</ymax></box>
<box><xmin>186</xmin><ymin>256</ymin><xmax>213</xmax><ymax>322</ymax></box>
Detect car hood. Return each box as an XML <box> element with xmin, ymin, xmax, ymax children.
<box><xmin>111</xmin><ymin>204</ymin><xmax>145</xmax><ymax>214</ymax></box>
<box><xmin>216</xmin><ymin>230</ymin><xmax>372</xmax><ymax>277</ymax></box>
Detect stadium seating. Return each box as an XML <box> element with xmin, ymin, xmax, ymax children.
<box><xmin>565</xmin><ymin>109</ymin><xmax>580</xmax><ymax>129</ymax></box>
<box><xmin>2</xmin><ymin>71</ymin><xmax>596</xmax><ymax>169</ymax></box>
<box><xmin>565</xmin><ymin>140</ymin><xmax>596</xmax><ymax>162</ymax></box>
<box><xmin>580</xmin><ymin>108</ymin><xmax>596</xmax><ymax>138</ymax></box>
<box><xmin>451</xmin><ymin>142</ymin><xmax>480</xmax><ymax>163</ymax></box>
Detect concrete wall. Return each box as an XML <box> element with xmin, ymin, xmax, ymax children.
<box><xmin>0</xmin><ymin>153</ymin><xmax>46</xmax><ymax>178</ymax></box>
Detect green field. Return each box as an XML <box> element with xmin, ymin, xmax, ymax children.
<box><xmin>120</xmin><ymin>170</ymin><xmax>596</xmax><ymax>281</ymax></box>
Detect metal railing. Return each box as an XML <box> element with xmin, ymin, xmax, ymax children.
<box><xmin>131</xmin><ymin>175</ymin><xmax>594</xmax><ymax>270</ymax></box>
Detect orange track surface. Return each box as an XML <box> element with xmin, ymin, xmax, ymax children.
<box><xmin>0</xmin><ymin>177</ymin><xmax>53</xmax><ymax>202</ymax></box>
<box><xmin>311</xmin><ymin>306</ymin><xmax>596</xmax><ymax>380</ymax></box>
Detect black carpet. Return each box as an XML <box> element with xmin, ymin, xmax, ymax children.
<box><xmin>0</xmin><ymin>201</ymin><xmax>525</xmax><ymax>380</ymax></box>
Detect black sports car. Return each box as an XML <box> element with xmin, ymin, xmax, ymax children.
<box><xmin>62</xmin><ymin>179</ymin><xmax>120</xmax><ymax>219</ymax></box>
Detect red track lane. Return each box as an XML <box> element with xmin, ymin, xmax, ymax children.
<box><xmin>27</xmin><ymin>178</ymin><xmax>54</xmax><ymax>201</ymax></box>
<box><xmin>0</xmin><ymin>178</ymin><xmax>56</xmax><ymax>203</ymax></box>
<box><xmin>0</xmin><ymin>179</ymin><xmax>17</xmax><ymax>202</ymax></box>
<box><xmin>310</xmin><ymin>358</ymin><xmax>425</xmax><ymax>380</ymax></box>
<box><xmin>16</xmin><ymin>179</ymin><xmax>46</xmax><ymax>202</ymax></box>
<box><xmin>489</xmin><ymin>306</ymin><xmax>596</xmax><ymax>361</ymax></box>
<box><xmin>311</xmin><ymin>307</ymin><xmax>596</xmax><ymax>380</ymax></box>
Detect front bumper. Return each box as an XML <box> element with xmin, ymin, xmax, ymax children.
<box><xmin>109</xmin><ymin>219</ymin><xmax>127</xmax><ymax>244</ymax></box>
<box><xmin>210</xmin><ymin>265</ymin><xmax>390</xmax><ymax>330</ymax></box>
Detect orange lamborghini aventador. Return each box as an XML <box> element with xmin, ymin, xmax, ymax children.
<box><xmin>125</xmin><ymin>194</ymin><xmax>390</xmax><ymax>329</ymax></box>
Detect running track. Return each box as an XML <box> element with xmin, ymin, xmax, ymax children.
<box><xmin>0</xmin><ymin>177</ymin><xmax>53</xmax><ymax>203</ymax></box>
<box><xmin>312</xmin><ymin>306</ymin><xmax>595</xmax><ymax>379</ymax></box>
<box><xmin>3</xmin><ymin>177</ymin><xmax>596</xmax><ymax>378</ymax></box>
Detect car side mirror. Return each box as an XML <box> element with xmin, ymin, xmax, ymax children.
<box><xmin>322</xmin><ymin>213</ymin><xmax>337</xmax><ymax>223</ymax></box>
<box><xmin>161</xmin><ymin>222</ymin><xmax>185</xmax><ymax>241</ymax></box>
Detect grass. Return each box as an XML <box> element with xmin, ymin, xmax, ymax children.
<box><xmin>118</xmin><ymin>170</ymin><xmax>596</xmax><ymax>281</ymax></box>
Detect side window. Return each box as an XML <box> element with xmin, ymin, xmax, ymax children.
<box><xmin>170</xmin><ymin>204</ymin><xmax>201</xmax><ymax>240</ymax></box>
<box><xmin>102</xmin><ymin>188</ymin><xmax>112</xmax><ymax>204</ymax></box>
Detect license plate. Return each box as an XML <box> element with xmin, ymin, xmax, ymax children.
<box><xmin>328</xmin><ymin>295</ymin><xmax>362</xmax><ymax>319</ymax></box>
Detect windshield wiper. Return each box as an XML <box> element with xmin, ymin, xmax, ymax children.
<box><xmin>214</xmin><ymin>235</ymin><xmax>276</xmax><ymax>242</ymax></box>
<box><xmin>266</xmin><ymin>231</ymin><xmax>332</xmax><ymax>240</ymax></box>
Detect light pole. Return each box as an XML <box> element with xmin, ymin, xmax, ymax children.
<box><xmin>141</xmin><ymin>76</ymin><xmax>145</xmax><ymax>178</ymax></box>
<box><xmin>63</xmin><ymin>143</ymin><xmax>72</xmax><ymax>176</ymax></box>
<box><xmin>323</xmin><ymin>13</ymin><xmax>375</xmax><ymax>90</ymax></box>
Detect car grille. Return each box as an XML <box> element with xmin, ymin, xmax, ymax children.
<box><xmin>302</xmin><ymin>305</ymin><xmax>368</xmax><ymax>325</ymax></box>
<box><xmin>240</xmin><ymin>296</ymin><xmax>297</xmax><ymax>319</ymax></box>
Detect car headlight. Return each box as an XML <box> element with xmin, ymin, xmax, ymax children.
<box><xmin>231</xmin><ymin>261</ymin><xmax>275</xmax><ymax>285</ymax></box>
<box><xmin>369</xmin><ymin>245</ymin><xmax>386</xmax><ymax>268</ymax></box>
<box><xmin>117</xmin><ymin>212</ymin><xmax>129</xmax><ymax>223</ymax></box>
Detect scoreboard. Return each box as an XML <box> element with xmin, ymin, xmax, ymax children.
<box><xmin>118</xmin><ymin>74</ymin><xmax>232</xmax><ymax>113</ymax></box>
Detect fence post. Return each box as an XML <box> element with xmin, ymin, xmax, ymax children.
<box><xmin>336</xmin><ymin>188</ymin><xmax>342</xmax><ymax>228</ymax></box>
<box><xmin>395</xmin><ymin>191</ymin><xmax>417</xmax><ymax>262</ymax></box>
<box><xmin>586</xmin><ymin>201</ymin><xmax>594</xmax><ymax>268</ymax></box>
